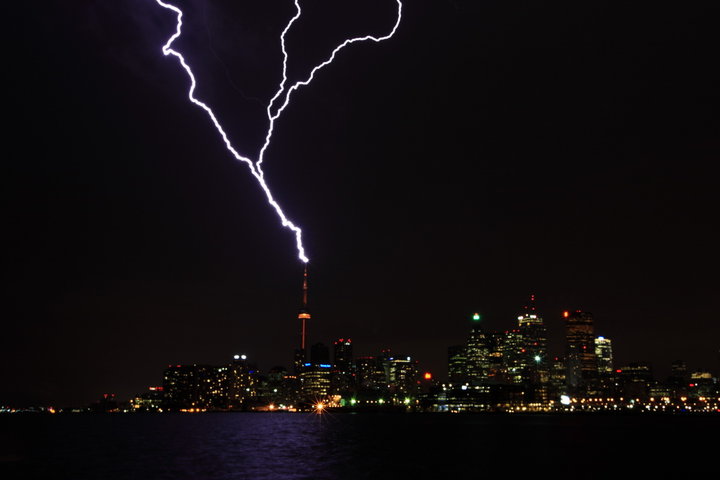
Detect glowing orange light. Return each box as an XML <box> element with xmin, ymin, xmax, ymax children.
<box><xmin>563</xmin><ymin>311</ymin><xmax>569</xmax><ymax>318</ymax></box>
<box><xmin>424</xmin><ymin>372</ymin><xmax>432</xmax><ymax>380</ymax></box>
<box><xmin>298</xmin><ymin>313</ymin><xmax>311</xmax><ymax>319</ymax></box>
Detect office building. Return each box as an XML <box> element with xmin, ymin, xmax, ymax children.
<box><xmin>594</xmin><ymin>336</ymin><xmax>614</xmax><ymax>374</ymax></box>
<box><xmin>564</xmin><ymin>310</ymin><xmax>598</xmax><ymax>392</ymax></box>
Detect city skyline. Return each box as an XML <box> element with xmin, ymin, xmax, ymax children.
<box><xmin>9</xmin><ymin>290</ymin><xmax>717</xmax><ymax>412</ymax></box>
<box><xmin>102</xmin><ymin>295</ymin><xmax>720</xmax><ymax>413</ymax></box>
<box><xmin>3</xmin><ymin>277</ymin><xmax>718</xmax><ymax>408</ymax></box>
<box><xmin>3</xmin><ymin>1</ymin><xmax>719</xmax><ymax>408</ymax></box>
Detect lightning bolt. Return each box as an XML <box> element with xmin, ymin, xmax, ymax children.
<box><xmin>153</xmin><ymin>0</ymin><xmax>403</xmax><ymax>264</ymax></box>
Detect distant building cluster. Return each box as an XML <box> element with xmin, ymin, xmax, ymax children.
<box><xmin>438</xmin><ymin>297</ymin><xmax>719</xmax><ymax>413</ymax></box>
<box><xmin>7</xmin><ymin>271</ymin><xmax>716</xmax><ymax>415</ymax></box>
<box><xmin>134</xmin><ymin>340</ymin><xmax>424</xmax><ymax>413</ymax></box>
<box><xmin>99</xmin><ymin>291</ymin><xmax>718</xmax><ymax>415</ymax></box>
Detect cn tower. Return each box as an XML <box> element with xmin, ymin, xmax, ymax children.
<box><xmin>293</xmin><ymin>265</ymin><xmax>311</xmax><ymax>373</ymax></box>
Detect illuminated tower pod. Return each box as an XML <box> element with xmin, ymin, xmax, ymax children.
<box><xmin>293</xmin><ymin>265</ymin><xmax>312</xmax><ymax>374</ymax></box>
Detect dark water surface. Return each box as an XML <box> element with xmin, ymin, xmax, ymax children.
<box><xmin>2</xmin><ymin>413</ymin><xmax>717</xmax><ymax>479</ymax></box>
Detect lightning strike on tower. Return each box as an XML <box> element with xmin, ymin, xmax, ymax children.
<box><xmin>152</xmin><ymin>0</ymin><xmax>403</xmax><ymax>263</ymax></box>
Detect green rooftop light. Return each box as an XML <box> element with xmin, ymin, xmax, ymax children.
<box><xmin>472</xmin><ymin>313</ymin><xmax>481</xmax><ymax>321</ymax></box>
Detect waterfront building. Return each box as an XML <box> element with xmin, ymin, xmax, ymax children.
<box><xmin>300</xmin><ymin>362</ymin><xmax>332</xmax><ymax>398</ymax></box>
<box><xmin>688</xmin><ymin>370</ymin><xmax>718</xmax><ymax>398</ymax></box>
<box><xmin>130</xmin><ymin>387</ymin><xmax>164</xmax><ymax>412</ymax></box>
<box><xmin>163</xmin><ymin>364</ymin><xmax>229</xmax><ymax>410</ymax></box>
<box><xmin>228</xmin><ymin>355</ymin><xmax>257</xmax><ymax>408</ymax></box>
<box><xmin>618</xmin><ymin>362</ymin><xmax>654</xmax><ymax>400</ymax></box>
<box><xmin>356</xmin><ymin>355</ymin><xmax>388</xmax><ymax>393</ymax></box>
<box><xmin>260</xmin><ymin>366</ymin><xmax>297</xmax><ymax>406</ymax></box>
<box><xmin>432</xmin><ymin>384</ymin><xmax>492</xmax><ymax>412</ymax></box>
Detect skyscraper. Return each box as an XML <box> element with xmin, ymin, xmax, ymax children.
<box><xmin>299</xmin><ymin>363</ymin><xmax>332</xmax><ymax>399</ymax></box>
<box><xmin>448</xmin><ymin>344</ymin><xmax>467</xmax><ymax>383</ymax></box>
<box><xmin>594</xmin><ymin>336</ymin><xmax>614</xmax><ymax>374</ymax></box>
<box><xmin>465</xmin><ymin>313</ymin><xmax>491</xmax><ymax>384</ymax></box>
<box><xmin>331</xmin><ymin>338</ymin><xmax>354</xmax><ymax>395</ymax></box>
<box><xmin>228</xmin><ymin>354</ymin><xmax>256</xmax><ymax>409</ymax></box>
<box><xmin>334</xmin><ymin>338</ymin><xmax>354</xmax><ymax>372</ymax></box>
<box><xmin>500</xmin><ymin>329</ymin><xmax>525</xmax><ymax>384</ymax></box>
<box><xmin>355</xmin><ymin>355</ymin><xmax>388</xmax><ymax>393</ymax></box>
<box><xmin>564</xmin><ymin>310</ymin><xmax>598</xmax><ymax>392</ymax></box>
<box><xmin>386</xmin><ymin>355</ymin><xmax>420</xmax><ymax>398</ymax></box>
<box><xmin>517</xmin><ymin>294</ymin><xmax>548</xmax><ymax>384</ymax></box>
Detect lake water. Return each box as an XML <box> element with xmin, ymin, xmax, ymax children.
<box><xmin>2</xmin><ymin>413</ymin><xmax>717</xmax><ymax>479</ymax></box>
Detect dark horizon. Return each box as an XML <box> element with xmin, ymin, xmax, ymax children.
<box><xmin>3</xmin><ymin>0</ymin><xmax>719</xmax><ymax>407</ymax></box>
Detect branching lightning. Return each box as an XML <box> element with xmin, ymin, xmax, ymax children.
<box><xmin>153</xmin><ymin>0</ymin><xmax>403</xmax><ymax>263</ymax></box>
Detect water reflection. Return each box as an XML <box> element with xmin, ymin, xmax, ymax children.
<box><xmin>2</xmin><ymin>413</ymin><xmax>717</xmax><ymax>479</ymax></box>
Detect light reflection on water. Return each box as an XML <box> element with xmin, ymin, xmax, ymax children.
<box><xmin>1</xmin><ymin>413</ymin><xmax>717</xmax><ymax>479</ymax></box>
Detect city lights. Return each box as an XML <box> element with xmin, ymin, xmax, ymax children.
<box><xmin>22</xmin><ymin>293</ymin><xmax>718</xmax><ymax>415</ymax></box>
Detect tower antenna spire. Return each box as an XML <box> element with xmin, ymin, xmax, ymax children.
<box><xmin>302</xmin><ymin>264</ymin><xmax>308</xmax><ymax>310</ymax></box>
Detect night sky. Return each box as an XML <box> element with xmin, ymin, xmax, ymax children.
<box><xmin>4</xmin><ymin>0</ymin><xmax>719</xmax><ymax>407</ymax></box>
